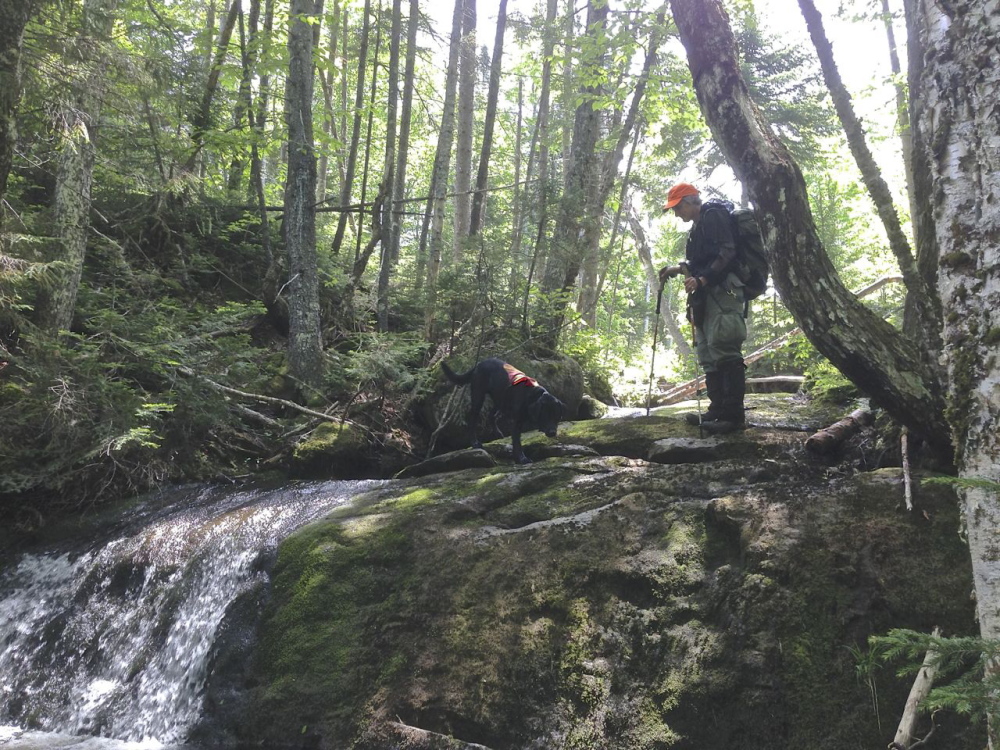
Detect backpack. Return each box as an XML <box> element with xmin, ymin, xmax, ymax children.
<box><xmin>703</xmin><ymin>200</ymin><xmax>770</xmax><ymax>301</ymax></box>
<box><xmin>729</xmin><ymin>208</ymin><xmax>770</xmax><ymax>301</ymax></box>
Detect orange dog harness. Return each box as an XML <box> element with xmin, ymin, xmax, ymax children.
<box><xmin>503</xmin><ymin>363</ymin><xmax>537</xmax><ymax>388</ymax></box>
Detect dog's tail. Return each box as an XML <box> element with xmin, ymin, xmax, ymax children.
<box><xmin>441</xmin><ymin>361</ymin><xmax>475</xmax><ymax>385</ymax></box>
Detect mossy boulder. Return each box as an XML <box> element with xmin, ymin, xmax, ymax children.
<box><xmin>289</xmin><ymin>420</ymin><xmax>371</xmax><ymax>479</ymax></box>
<box><xmin>237</xmin><ymin>399</ymin><xmax>980</xmax><ymax>749</ymax></box>
<box><xmin>577</xmin><ymin>394</ymin><xmax>609</xmax><ymax>420</ymax></box>
<box><xmin>523</xmin><ymin>353</ymin><xmax>584</xmax><ymax>417</ymax></box>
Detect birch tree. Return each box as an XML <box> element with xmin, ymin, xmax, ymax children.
<box><xmin>517</xmin><ymin>0</ymin><xmax>558</xmax><ymax>333</ymax></box>
<box><xmin>536</xmin><ymin>2</ymin><xmax>661</xmax><ymax>348</ymax></box>
<box><xmin>388</xmin><ymin>0</ymin><xmax>419</xmax><ymax>269</ymax></box>
<box><xmin>331</xmin><ymin>0</ymin><xmax>372</xmax><ymax>257</ymax></box>
<box><xmin>186</xmin><ymin>0</ymin><xmax>240</xmax><ymax>173</ymax></box>
<box><xmin>903</xmin><ymin>0</ymin><xmax>1000</xmax><ymax>718</ymax></box>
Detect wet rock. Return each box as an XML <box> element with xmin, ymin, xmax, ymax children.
<box><xmin>647</xmin><ymin>436</ymin><xmax>728</xmax><ymax>464</ymax></box>
<box><xmin>395</xmin><ymin>448</ymin><xmax>497</xmax><ymax>479</ymax></box>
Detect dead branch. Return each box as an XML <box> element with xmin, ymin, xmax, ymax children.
<box><xmin>902</xmin><ymin>426</ymin><xmax>913</xmax><ymax>510</ymax></box>
<box><xmin>233</xmin><ymin>403</ymin><xmax>283</xmax><ymax>428</ymax></box>
<box><xmin>385</xmin><ymin>720</ymin><xmax>493</xmax><ymax>749</ymax></box>
<box><xmin>177</xmin><ymin>366</ymin><xmax>347</xmax><ymax>425</ymax></box>
<box><xmin>890</xmin><ymin>628</ymin><xmax>940</xmax><ymax>749</ymax></box>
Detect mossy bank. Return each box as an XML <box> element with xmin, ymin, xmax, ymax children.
<box><xmin>227</xmin><ymin>399</ymin><xmax>980</xmax><ymax>749</ymax></box>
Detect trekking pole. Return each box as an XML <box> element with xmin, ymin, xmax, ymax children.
<box><xmin>646</xmin><ymin>283</ymin><xmax>665</xmax><ymax>417</ymax></box>
<box><xmin>695</xmin><ymin>369</ymin><xmax>704</xmax><ymax>438</ymax></box>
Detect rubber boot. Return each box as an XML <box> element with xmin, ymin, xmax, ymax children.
<box><xmin>685</xmin><ymin>371</ymin><xmax>724</xmax><ymax>426</ymax></box>
<box><xmin>701</xmin><ymin>361</ymin><xmax>746</xmax><ymax>435</ymax></box>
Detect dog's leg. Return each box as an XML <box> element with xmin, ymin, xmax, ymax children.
<box><xmin>511</xmin><ymin>422</ymin><xmax>530</xmax><ymax>464</ymax></box>
<box><xmin>468</xmin><ymin>384</ymin><xmax>486</xmax><ymax>450</ymax></box>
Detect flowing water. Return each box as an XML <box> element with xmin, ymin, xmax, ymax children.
<box><xmin>0</xmin><ymin>479</ymin><xmax>384</xmax><ymax>748</ymax></box>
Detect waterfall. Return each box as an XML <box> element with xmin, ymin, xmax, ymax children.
<box><xmin>0</xmin><ymin>480</ymin><xmax>382</xmax><ymax>747</ymax></box>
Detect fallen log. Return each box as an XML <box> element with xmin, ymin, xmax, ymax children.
<box><xmin>747</xmin><ymin>375</ymin><xmax>805</xmax><ymax>394</ymax></box>
<box><xmin>805</xmin><ymin>408</ymin><xmax>873</xmax><ymax>454</ymax></box>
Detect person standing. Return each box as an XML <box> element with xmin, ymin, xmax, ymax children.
<box><xmin>658</xmin><ymin>183</ymin><xmax>747</xmax><ymax>434</ymax></box>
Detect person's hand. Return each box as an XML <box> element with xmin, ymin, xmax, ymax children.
<box><xmin>684</xmin><ymin>275</ymin><xmax>707</xmax><ymax>294</ymax></box>
<box><xmin>658</xmin><ymin>265</ymin><xmax>682</xmax><ymax>283</ymax></box>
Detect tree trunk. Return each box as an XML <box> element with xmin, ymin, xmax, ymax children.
<box><xmin>350</xmin><ymin>9</ymin><xmax>382</xmax><ymax>274</ymax></box>
<box><xmin>283</xmin><ymin>0</ymin><xmax>324</xmax><ymax>394</ymax></box>
<box><xmin>376</xmin><ymin>0</ymin><xmax>402</xmax><ymax>332</ymax></box>
<box><xmin>534</xmin><ymin>1</ymin><xmax>608</xmax><ymax>351</ymax></box>
<box><xmin>331</xmin><ymin>0</ymin><xmax>372</xmax><ymax>256</ymax></box>
<box><xmin>187</xmin><ymin>0</ymin><xmax>241</xmax><ymax>172</ymax></box>
<box><xmin>248</xmin><ymin>0</ymin><xmax>276</xmax><ymax>267</ymax></box>
<box><xmin>905</xmin><ymin>2</ymin><xmax>1000</xmax><ymax>730</ymax></box>
<box><xmin>797</xmin><ymin>0</ymin><xmax>942</xmax><ymax>359</ymax></box>
<box><xmin>452</xmin><ymin>0</ymin><xmax>476</xmax><ymax>260</ymax></box>
<box><xmin>536</xmin><ymin>3</ymin><xmax>660</xmax><ymax>349</ymax></box>
<box><xmin>389</xmin><ymin>0</ymin><xmax>418</xmax><ymax>269</ymax></box>
<box><xmin>35</xmin><ymin>0</ymin><xmax>117</xmax><ymax>334</ymax></box>
<box><xmin>0</xmin><ymin>0</ymin><xmax>37</xmax><ymax>233</ymax></box>
<box><xmin>469</xmin><ymin>0</ymin><xmax>508</xmax><ymax>235</ymax></box>
<box><xmin>517</xmin><ymin>0</ymin><xmax>558</xmax><ymax>335</ymax></box>
<box><xmin>577</xmin><ymin>11</ymin><xmax>663</xmax><ymax>328</ymax></box>
<box><xmin>880</xmin><ymin>0</ymin><xmax>918</xmax><ymax>232</ymax></box>
<box><xmin>316</xmin><ymin>0</ymin><xmax>340</xmax><ymax>205</ymax></box>
<box><xmin>668</xmin><ymin>0</ymin><xmax>951</xmax><ymax>460</ymax></box>
<box><xmin>422</xmin><ymin>0</ymin><xmax>463</xmax><ymax>337</ymax></box>
<box><xmin>559</xmin><ymin>0</ymin><xmax>574</xmax><ymax>185</ymax></box>
<box><xmin>227</xmin><ymin>5</ymin><xmax>248</xmax><ymax>193</ymax></box>
<box><xmin>508</xmin><ymin>77</ymin><xmax>525</xmax><ymax>280</ymax></box>
<box><xmin>582</xmin><ymin>127</ymin><xmax>640</xmax><ymax>327</ymax></box>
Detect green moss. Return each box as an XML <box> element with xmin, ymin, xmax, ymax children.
<box><xmin>249</xmin><ymin>516</ymin><xmax>417</xmax><ymax>740</ymax></box>
<box><xmin>984</xmin><ymin>328</ymin><xmax>1000</xmax><ymax>346</ymax></box>
<box><xmin>245</xmin><ymin>427</ymin><xmax>980</xmax><ymax>749</ymax></box>
<box><xmin>290</xmin><ymin>420</ymin><xmax>369</xmax><ymax>478</ymax></box>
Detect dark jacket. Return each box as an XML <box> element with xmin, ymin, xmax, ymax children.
<box><xmin>685</xmin><ymin>200</ymin><xmax>737</xmax><ymax>287</ymax></box>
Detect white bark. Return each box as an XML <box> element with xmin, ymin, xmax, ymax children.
<box><xmin>892</xmin><ymin>627</ymin><xmax>939</xmax><ymax>749</ymax></box>
<box><xmin>908</xmin><ymin>0</ymin><xmax>1000</xmax><ymax>639</ymax></box>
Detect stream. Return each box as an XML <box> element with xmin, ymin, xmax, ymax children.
<box><xmin>0</xmin><ymin>479</ymin><xmax>384</xmax><ymax>748</ymax></box>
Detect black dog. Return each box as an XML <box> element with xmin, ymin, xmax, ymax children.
<box><xmin>441</xmin><ymin>358</ymin><xmax>563</xmax><ymax>464</ymax></box>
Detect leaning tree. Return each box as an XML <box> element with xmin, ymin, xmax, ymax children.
<box><xmin>669</xmin><ymin>0</ymin><xmax>999</xmax><ymax>731</ymax></box>
<box><xmin>667</xmin><ymin>0</ymin><xmax>951</xmax><ymax>457</ymax></box>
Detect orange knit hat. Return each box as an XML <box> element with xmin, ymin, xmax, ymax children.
<box><xmin>662</xmin><ymin>182</ymin><xmax>700</xmax><ymax>210</ymax></box>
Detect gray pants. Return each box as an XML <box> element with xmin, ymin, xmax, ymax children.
<box><xmin>695</xmin><ymin>282</ymin><xmax>746</xmax><ymax>373</ymax></box>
